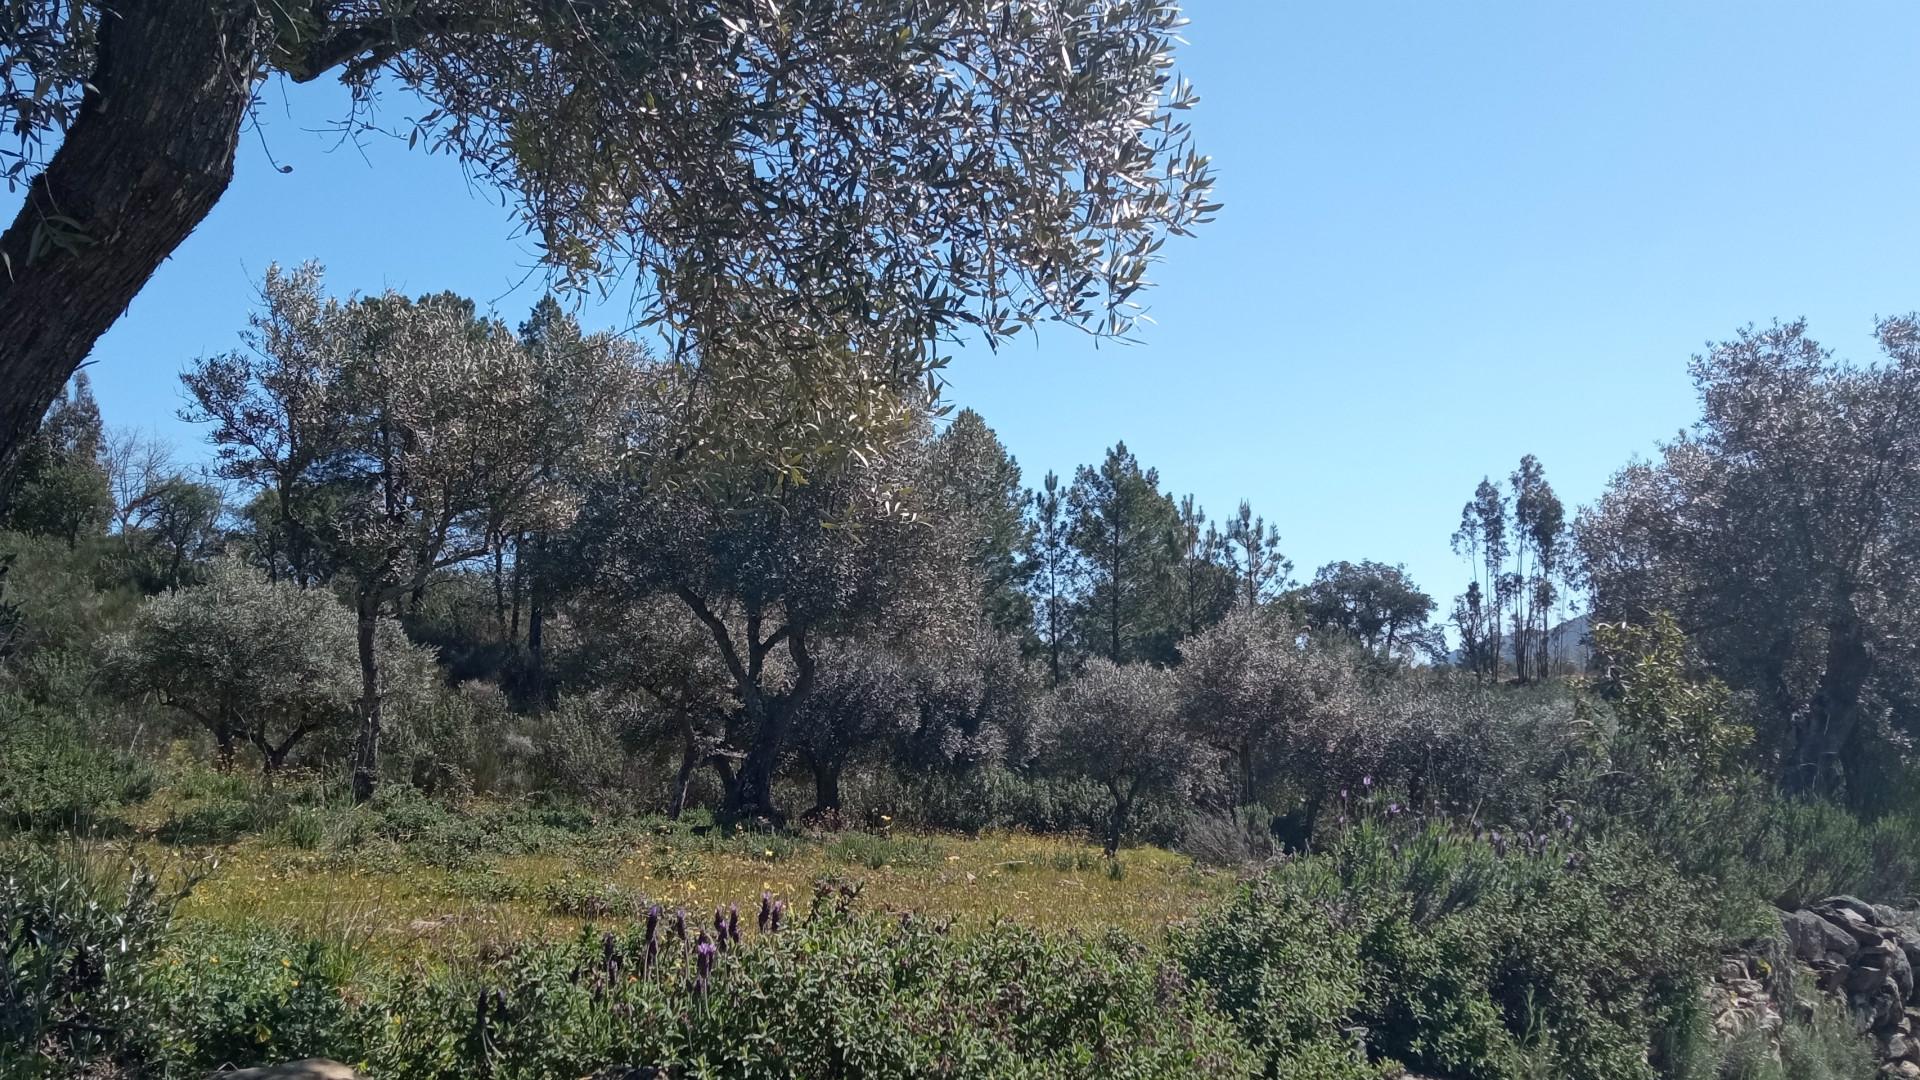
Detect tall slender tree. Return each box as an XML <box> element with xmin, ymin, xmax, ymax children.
<box><xmin>1226</xmin><ymin>500</ymin><xmax>1291</xmax><ymax>608</ymax></box>
<box><xmin>1025</xmin><ymin>471</ymin><xmax>1077</xmax><ymax>686</ymax></box>
<box><xmin>927</xmin><ymin>410</ymin><xmax>1034</xmax><ymax>640</ymax></box>
<box><xmin>1067</xmin><ymin>443</ymin><xmax>1181</xmax><ymax>666</ymax></box>
<box><xmin>1172</xmin><ymin>495</ymin><xmax>1237</xmax><ymax>639</ymax></box>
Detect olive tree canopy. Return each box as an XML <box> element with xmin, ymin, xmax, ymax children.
<box><xmin>0</xmin><ymin>0</ymin><xmax>1216</xmax><ymax>498</ymax></box>
<box><xmin>1577</xmin><ymin>318</ymin><xmax>1920</xmax><ymax>805</ymax></box>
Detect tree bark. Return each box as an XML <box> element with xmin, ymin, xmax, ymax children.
<box><xmin>1785</xmin><ymin>604</ymin><xmax>1875</xmax><ymax>799</ymax></box>
<box><xmin>350</xmin><ymin>591</ymin><xmax>383</xmax><ymax>803</ymax></box>
<box><xmin>731</xmin><ymin>628</ymin><xmax>815</xmax><ymax>822</ymax></box>
<box><xmin>0</xmin><ymin>0</ymin><xmax>258</xmax><ymax>493</ymax></box>
<box><xmin>1104</xmin><ymin>792</ymin><xmax>1130</xmax><ymax>857</ymax></box>
<box><xmin>808</xmin><ymin>755</ymin><xmax>843</xmax><ymax>817</ymax></box>
<box><xmin>667</xmin><ymin>726</ymin><xmax>701</xmax><ymax>821</ymax></box>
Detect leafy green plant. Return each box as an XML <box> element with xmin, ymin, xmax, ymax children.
<box><xmin>0</xmin><ymin>843</ymin><xmax>193</xmax><ymax>1077</ymax></box>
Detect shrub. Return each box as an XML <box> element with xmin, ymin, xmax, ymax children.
<box><xmin>0</xmin><ymin>723</ymin><xmax>155</xmax><ymax>832</ymax></box>
<box><xmin>1177</xmin><ymin>819</ymin><xmax>1717</xmax><ymax>1080</ymax></box>
<box><xmin>147</xmin><ymin>904</ymin><xmax>1259</xmax><ymax>1078</ymax></box>
<box><xmin>0</xmin><ymin>844</ymin><xmax>188</xmax><ymax>1077</ymax></box>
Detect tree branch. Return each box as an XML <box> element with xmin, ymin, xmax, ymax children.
<box><xmin>673</xmin><ymin>584</ymin><xmax>748</xmax><ymax>688</ymax></box>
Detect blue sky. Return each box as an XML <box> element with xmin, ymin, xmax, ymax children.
<box><xmin>37</xmin><ymin>1</ymin><xmax>1920</xmax><ymax>616</ymax></box>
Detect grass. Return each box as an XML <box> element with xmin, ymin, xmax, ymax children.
<box><xmin>165</xmin><ymin>828</ymin><xmax>1223</xmax><ymax>954</ymax></box>
<box><xmin>23</xmin><ymin>762</ymin><xmax>1230</xmax><ymax>958</ymax></box>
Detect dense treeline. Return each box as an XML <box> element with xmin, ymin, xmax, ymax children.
<box><xmin>4</xmin><ymin>283</ymin><xmax>1920</xmax><ymax>1079</ymax></box>
<box><xmin>4</xmin><ymin>279</ymin><xmax>1920</xmax><ymax>835</ymax></box>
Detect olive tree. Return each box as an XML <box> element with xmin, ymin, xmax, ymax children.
<box><xmin>1039</xmin><ymin>657</ymin><xmax>1193</xmax><ymax>855</ymax></box>
<box><xmin>1577</xmin><ymin>317</ymin><xmax>1920</xmax><ymax>803</ymax></box>
<box><xmin>0</xmin><ymin>0</ymin><xmax>1214</xmax><ymax>497</ymax></box>
<box><xmin>183</xmin><ymin>266</ymin><xmax>628</xmax><ymax>799</ymax></box>
<box><xmin>787</xmin><ymin>640</ymin><xmax>918</xmax><ymax>817</ymax></box>
<box><xmin>110</xmin><ymin>560</ymin><xmax>401</xmax><ymax>773</ymax></box>
<box><xmin>584</xmin><ymin>404</ymin><xmax>974</xmax><ymax>820</ymax></box>
<box><xmin>1177</xmin><ymin>606</ymin><xmax>1363</xmax><ymax>811</ymax></box>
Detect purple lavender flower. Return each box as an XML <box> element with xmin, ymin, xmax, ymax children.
<box><xmin>727</xmin><ymin>904</ymin><xmax>741</xmax><ymax>945</ymax></box>
<box><xmin>770</xmin><ymin>899</ymin><xmax>785</xmax><ymax>932</ymax></box>
<box><xmin>1362</xmin><ymin>774</ymin><xmax>1373</xmax><ymax>788</ymax></box>
<box><xmin>757</xmin><ymin>892</ymin><xmax>772</xmax><ymax>933</ymax></box>
<box><xmin>694</xmin><ymin>932</ymin><xmax>717</xmax><ymax>996</ymax></box>
<box><xmin>672</xmin><ymin>907</ymin><xmax>687</xmax><ymax>941</ymax></box>
<box><xmin>1387</xmin><ymin>802</ymin><xmax>1401</xmax><ymax>816</ymax></box>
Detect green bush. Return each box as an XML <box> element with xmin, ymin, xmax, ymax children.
<box><xmin>148</xmin><ymin>907</ymin><xmax>1258</xmax><ymax>1079</ymax></box>
<box><xmin>0</xmin><ymin>709</ymin><xmax>155</xmax><ymax>832</ymax></box>
<box><xmin>0</xmin><ymin>844</ymin><xmax>188</xmax><ymax>1077</ymax></box>
<box><xmin>1177</xmin><ymin>819</ymin><xmax>1717</xmax><ymax>1080</ymax></box>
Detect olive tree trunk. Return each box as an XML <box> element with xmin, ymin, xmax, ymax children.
<box><xmin>0</xmin><ymin>0</ymin><xmax>257</xmax><ymax>494</ymax></box>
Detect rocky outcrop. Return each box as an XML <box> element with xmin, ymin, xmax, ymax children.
<box><xmin>1716</xmin><ymin>896</ymin><xmax>1920</xmax><ymax>1077</ymax></box>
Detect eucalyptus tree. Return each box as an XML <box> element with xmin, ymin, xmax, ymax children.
<box><xmin>109</xmin><ymin>559</ymin><xmax>422</xmax><ymax>774</ymax></box>
<box><xmin>1225</xmin><ymin>500</ymin><xmax>1290</xmax><ymax>608</ymax></box>
<box><xmin>1451</xmin><ymin>478</ymin><xmax>1509</xmax><ymax>680</ymax></box>
<box><xmin>1067</xmin><ymin>442</ymin><xmax>1181</xmax><ymax>665</ymax></box>
<box><xmin>1039</xmin><ymin>657</ymin><xmax>1193</xmax><ymax>855</ymax></box>
<box><xmin>1508</xmin><ymin>455</ymin><xmax>1565</xmax><ymax>682</ymax></box>
<box><xmin>183</xmin><ymin>264</ymin><xmax>604</xmax><ymax>800</ymax></box>
<box><xmin>0</xmin><ymin>0</ymin><xmax>1215</xmax><ymax>500</ymax></box>
<box><xmin>1578</xmin><ymin>317</ymin><xmax>1920</xmax><ymax>802</ymax></box>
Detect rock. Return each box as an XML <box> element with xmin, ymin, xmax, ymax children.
<box><xmin>1819</xmin><ymin>895</ymin><xmax>1882</xmax><ymax>924</ymax></box>
<box><xmin>212</xmin><ymin>1062</ymin><xmax>360</xmax><ymax>1080</ymax></box>
<box><xmin>1718</xmin><ymin>958</ymin><xmax>1751</xmax><ymax>981</ymax></box>
<box><xmin>1876</xmin><ymin>905</ymin><xmax>1910</xmax><ymax>929</ymax></box>
<box><xmin>1786</xmin><ymin>908</ymin><xmax>1862</xmax><ymax>963</ymax></box>
<box><xmin>1888</xmin><ymin>1062</ymin><xmax>1920</xmax><ymax>1080</ymax></box>
<box><xmin>1891</xmin><ymin>1033</ymin><xmax>1918</xmax><ymax>1062</ymax></box>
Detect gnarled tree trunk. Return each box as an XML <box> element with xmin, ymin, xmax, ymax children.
<box><xmin>0</xmin><ymin>0</ymin><xmax>257</xmax><ymax>493</ymax></box>
<box><xmin>1785</xmin><ymin>604</ymin><xmax>1875</xmax><ymax>800</ymax></box>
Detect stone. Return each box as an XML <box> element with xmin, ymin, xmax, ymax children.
<box><xmin>212</xmin><ymin>1061</ymin><xmax>360</xmax><ymax>1080</ymax></box>
<box><xmin>1888</xmin><ymin>1062</ymin><xmax>1920</xmax><ymax>1080</ymax></box>
<box><xmin>1786</xmin><ymin>908</ymin><xmax>1862</xmax><ymax>963</ymax></box>
<box><xmin>1891</xmin><ymin>1033</ymin><xmax>1919</xmax><ymax>1062</ymax></box>
<box><xmin>1819</xmin><ymin>895</ymin><xmax>1882</xmax><ymax>924</ymax></box>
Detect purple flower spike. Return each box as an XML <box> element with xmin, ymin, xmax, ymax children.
<box><xmin>645</xmin><ymin>905</ymin><xmax>660</xmax><ymax>943</ymax></box>
<box><xmin>1387</xmin><ymin>802</ymin><xmax>1401</xmax><ymax>815</ymax></box>
<box><xmin>1362</xmin><ymin>774</ymin><xmax>1373</xmax><ymax>788</ymax></box>
<box><xmin>694</xmin><ymin>932</ymin><xmax>717</xmax><ymax>995</ymax></box>
<box><xmin>770</xmin><ymin>899</ymin><xmax>785</xmax><ymax>931</ymax></box>
<box><xmin>727</xmin><ymin>904</ymin><xmax>741</xmax><ymax>945</ymax></box>
<box><xmin>758</xmin><ymin>892</ymin><xmax>772</xmax><ymax>933</ymax></box>
<box><xmin>672</xmin><ymin>907</ymin><xmax>687</xmax><ymax>941</ymax></box>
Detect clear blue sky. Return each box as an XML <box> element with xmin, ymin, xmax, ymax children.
<box><xmin>38</xmin><ymin>1</ymin><xmax>1920</xmax><ymax>614</ymax></box>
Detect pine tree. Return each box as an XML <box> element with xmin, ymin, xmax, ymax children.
<box><xmin>1066</xmin><ymin>443</ymin><xmax>1181</xmax><ymax>665</ymax></box>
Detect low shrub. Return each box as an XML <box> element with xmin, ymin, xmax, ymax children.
<box><xmin>0</xmin><ymin>843</ymin><xmax>189</xmax><ymax>1077</ymax></box>
<box><xmin>147</xmin><ymin>901</ymin><xmax>1257</xmax><ymax>1078</ymax></box>
<box><xmin>1176</xmin><ymin>818</ymin><xmax>1717</xmax><ymax>1080</ymax></box>
<box><xmin>0</xmin><ymin>703</ymin><xmax>155</xmax><ymax>832</ymax></box>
